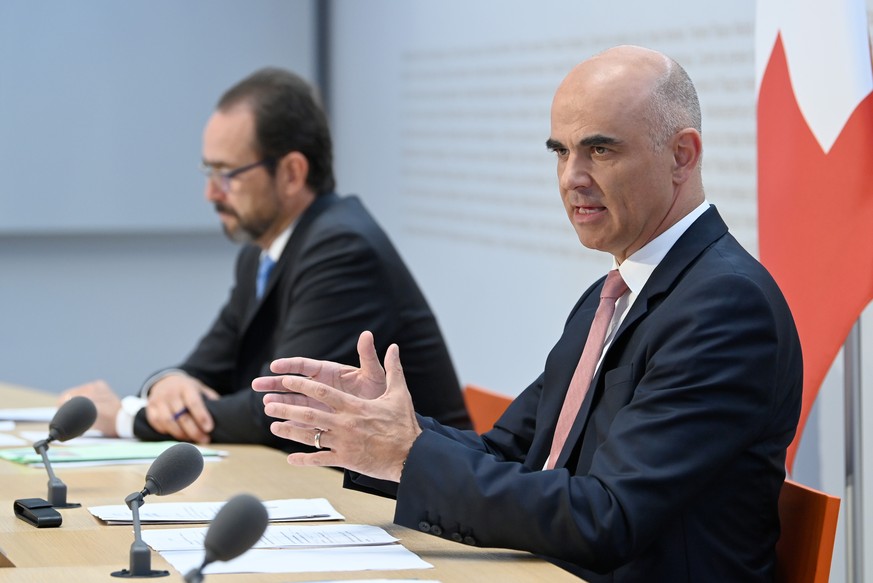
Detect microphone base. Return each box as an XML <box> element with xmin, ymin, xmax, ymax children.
<box><xmin>110</xmin><ymin>568</ymin><xmax>170</xmax><ymax>578</ymax></box>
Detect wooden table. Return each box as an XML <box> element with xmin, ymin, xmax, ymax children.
<box><xmin>0</xmin><ymin>382</ymin><xmax>580</xmax><ymax>582</ymax></box>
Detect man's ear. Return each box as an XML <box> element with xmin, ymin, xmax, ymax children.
<box><xmin>672</xmin><ymin>128</ymin><xmax>702</xmax><ymax>184</ymax></box>
<box><xmin>276</xmin><ymin>151</ymin><xmax>309</xmax><ymax>197</ymax></box>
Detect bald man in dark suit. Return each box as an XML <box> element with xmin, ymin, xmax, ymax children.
<box><xmin>254</xmin><ymin>47</ymin><xmax>801</xmax><ymax>581</ymax></box>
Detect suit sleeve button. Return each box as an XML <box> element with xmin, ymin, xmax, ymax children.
<box><xmin>418</xmin><ymin>521</ymin><xmax>431</xmax><ymax>532</ymax></box>
<box><xmin>450</xmin><ymin>532</ymin><xmax>463</xmax><ymax>543</ymax></box>
<box><xmin>430</xmin><ymin>524</ymin><xmax>443</xmax><ymax>536</ymax></box>
<box><xmin>463</xmin><ymin>535</ymin><xmax>476</xmax><ymax>545</ymax></box>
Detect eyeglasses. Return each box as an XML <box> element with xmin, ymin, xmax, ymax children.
<box><xmin>200</xmin><ymin>159</ymin><xmax>272</xmax><ymax>192</ymax></box>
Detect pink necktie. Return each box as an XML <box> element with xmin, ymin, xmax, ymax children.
<box><xmin>547</xmin><ymin>269</ymin><xmax>628</xmax><ymax>469</ymax></box>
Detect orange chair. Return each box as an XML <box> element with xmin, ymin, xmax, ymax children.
<box><xmin>463</xmin><ymin>384</ymin><xmax>513</xmax><ymax>434</ymax></box>
<box><xmin>775</xmin><ymin>479</ymin><xmax>841</xmax><ymax>583</ymax></box>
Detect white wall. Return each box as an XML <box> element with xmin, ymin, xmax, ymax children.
<box><xmin>0</xmin><ymin>0</ymin><xmax>316</xmax><ymax>233</ymax></box>
<box><xmin>0</xmin><ymin>233</ymin><xmax>236</xmax><ymax>392</ymax></box>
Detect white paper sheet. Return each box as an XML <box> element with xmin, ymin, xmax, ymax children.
<box><xmin>0</xmin><ymin>407</ymin><xmax>56</xmax><ymax>422</ymax></box>
<box><xmin>0</xmin><ymin>432</ymin><xmax>27</xmax><ymax>446</ymax></box>
<box><xmin>18</xmin><ymin>429</ymin><xmax>113</xmax><ymax>444</ymax></box>
<box><xmin>160</xmin><ymin>545</ymin><xmax>433</xmax><ymax>575</ymax></box>
<box><xmin>91</xmin><ymin>498</ymin><xmax>343</xmax><ymax>525</ymax></box>
<box><xmin>143</xmin><ymin>523</ymin><xmax>396</xmax><ymax>551</ymax></box>
<box><xmin>0</xmin><ymin>439</ymin><xmax>226</xmax><ymax>469</ymax></box>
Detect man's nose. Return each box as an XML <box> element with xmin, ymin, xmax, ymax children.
<box><xmin>204</xmin><ymin>178</ymin><xmax>226</xmax><ymax>203</ymax></box>
<box><xmin>559</xmin><ymin>155</ymin><xmax>593</xmax><ymax>192</ymax></box>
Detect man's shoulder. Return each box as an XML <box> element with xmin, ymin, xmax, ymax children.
<box><xmin>666</xmin><ymin>208</ymin><xmax>762</xmax><ymax>280</ymax></box>
<box><xmin>302</xmin><ymin>194</ymin><xmax>389</xmax><ymax>243</ymax></box>
<box><xmin>311</xmin><ymin>193</ymin><xmax>373</xmax><ymax>223</ymax></box>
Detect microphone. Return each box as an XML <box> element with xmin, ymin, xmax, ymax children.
<box><xmin>143</xmin><ymin>440</ymin><xmax>206</xmax><ymax>496</ymax></box>
<box><xmin>32</xmin><ymin>396</ymin><xmax>97</xmax><ymax>507</ymax></box>
<box><xmin>48</xmin><ymin>395</ymin><xmax>99</xmax><ymax>442</ymax></box>
<box><xmin>111</xmin><ymin>443</ymin><xmax>204</xmax><ymax>579</ymax></box>
<box><xmin>184</xmin><ymin>494</ymin><xmax>269</xmax><ymax>583</ymax></box>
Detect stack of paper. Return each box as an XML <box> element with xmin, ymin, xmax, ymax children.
<box><xmin>0</xmin><ymin>407</ymin><xmax>56</xmax><ymax>422</ymax></box>
<box><xmin>0</xmin><ymin>441</ymin><xmax>225</xmax><ymax>468</ymax></box>
<box><xmin>0</xmin><ymin>420</ymin><xmax>27</xmax><ymax>447</ymax></box>
<box><xmin>0</xmin><ymin>433</ymin><xmax>27</xmax><ymax>447</ymax></box>
<box><xmin>143</xmin><ymin>524</ymin><xmax>433</xmax><ymax>574</ymax></box>
<box><xmin>89</xmin><ymin>498</ymin><xmax>344</xmax><ymax>524</ymax></box>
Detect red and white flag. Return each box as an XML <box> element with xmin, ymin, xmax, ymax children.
<box><xmin>756</xmin><ymin>0</ymin><xmax>873</xmax><ymax>470</ymax></box>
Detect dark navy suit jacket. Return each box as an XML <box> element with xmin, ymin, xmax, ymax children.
<box><xmin>135</xmin><ymin>193</ymin><xmax>470</xmax><ymax>447</ymax></box>
<box><xmin>377</xmin><ymin>207</ymin><xmax>801</xmax><ymax>581</ymax></box>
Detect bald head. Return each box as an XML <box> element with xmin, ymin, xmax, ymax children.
<box><xmin>560</xmin><ymin>45</ymin><xmax>669</xmax><ymax>92</ymax></box>
<box><xmin>555</xmin><ymin>45</ymin><xmax>701</xmax><ymax>151</ymax></box>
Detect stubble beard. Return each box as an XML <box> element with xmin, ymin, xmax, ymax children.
<box><xmin>216</xmin><ymin>203</ymin><xmax>273</xmax><ymax>245</ymax></box>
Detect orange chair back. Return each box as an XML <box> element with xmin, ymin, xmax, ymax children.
<box><xmin>463</xmin><ymin>384</ymin><xmax>513</xmax><ymax>434</ymax></box>
<box><xmin>775</xmin><ymin>479</ymin><xmax>840</xmax><ymax>583</ymax></box>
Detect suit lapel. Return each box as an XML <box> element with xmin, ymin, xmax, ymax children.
<box><xmin>239</xmin><ymin>193</ymin><xmax>340</xmax><ymax>334</ymax></box>
<box><xmin>552</xmin><ymin>207</ymin><xmax>729</xmax><ymax>469</ymax></box>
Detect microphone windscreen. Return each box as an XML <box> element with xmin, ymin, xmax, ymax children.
<box><xmin>144</xmin><ymin>443</ymin><xmax>204</xmax><ymax>496</ymax></box>
<box><xmin>203</xmin><ymin>494</ymin><xmax>269</xmax><ymax>564</ymax></box>
<box><xmin>48</xmin><ymin>396</ymin><xmax>98</xmax><ymax>442</ymax></box>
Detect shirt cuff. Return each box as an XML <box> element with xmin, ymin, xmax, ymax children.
<box><xmin>116</xmin><ymin>396</ymin><xmax>147</xmax><ymax>439</ymax></box>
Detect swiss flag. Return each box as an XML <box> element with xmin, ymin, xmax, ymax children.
<box><xmin>756</xmin><ymin>0</ymin><xmax>873</xmax><ymax>471</ymax></box>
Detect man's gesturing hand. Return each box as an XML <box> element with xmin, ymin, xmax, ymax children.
<box><xmin>259</xmin><ymin>332</ymin><xmax>421</xmax><ymax>482</ymax></box>
<box><xmin>253</xmin><ymin>330</ymin><xmax>388</xmax><ymax>404</ymax></box>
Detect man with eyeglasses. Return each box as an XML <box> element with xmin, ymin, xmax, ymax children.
<box><xmin>60</xmin><ymin>67</ymin><xmax>471</xmax><ymax>446</ymax></box>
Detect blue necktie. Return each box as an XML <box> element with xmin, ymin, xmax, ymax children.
<box><xmin>256</xmin><ymin>255</ymin><xmax>276</xmax><ymax>300</ymax></box>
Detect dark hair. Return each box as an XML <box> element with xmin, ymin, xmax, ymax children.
<box><xmin>217</xmin><ymin>67</ymin><xmax>335</xmax><ymax>195</ymax></box>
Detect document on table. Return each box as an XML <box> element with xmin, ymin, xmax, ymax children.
<box><xmin>90</xmin><ymin>498</ymin><xmax>344</xmax><ymax>524</ymax></box>
<box><xmin>0</xmin><ymin>440</ymin><xmax>225</xmax><ymax>467</ymax></box>
<box><xmin>18</xmin><ymin>429</ymin><xmax>112</xmax><ymax>445</ymax></box>
<box><xmin>144</xmin><ymin>523</ymin><xmax>397</xmax><ymax>551</ymax></box>
<box><xmin>0</xmin><ymin>407</ymin><xmax>56</xmax><ymax>422</ymax></box>
<box><xmin>144</xmin><ymin>524</ymin><xmax>432</xmax><ymax>574</ymax></box>
<box><xmin>0</xmin><ymin>421</ymin><xmax>28</xmax><ymax>446</ymax></box>
<box><xmin>160</xmin><ymin>545</ymin><xmax>433</xmax><ymax>575</ymax></box>
<box><xmin>0</xmin><ymin>432</ymin><xmax>27</xmax><ymax>447</ymax></box>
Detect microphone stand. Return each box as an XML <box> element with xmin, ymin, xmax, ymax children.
<box><xmin>111</xmin><ymin>490</ymin><xmax>169</xmax><ymax>578</ymax></box>
<box><xmin>33</xmin><ymin>438</ymin><xmax>80</xmax><ymax>508</ymax></box>
<box><xmin>183</xmin><ymin>564</ymin><xmax>205</xmax><ymax>583</ymax></box>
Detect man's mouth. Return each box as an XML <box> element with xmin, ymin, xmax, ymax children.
<box><xmin>575</xmin><ymin>206</ymin><xmax>605</xmax><ymax>215</ymax></box>
<box><xmin>215</xmin><ymin>203</ymin><xmax>237</xmax><ymax>218</ymax></box>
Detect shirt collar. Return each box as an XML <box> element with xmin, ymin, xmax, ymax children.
<box><xmin>264</xmin><ymin>223</ymin><xmax>293</xmax><ymax>263</ymax></box>
<box><xmin>615</xmin><ymin>201</ymin><xmax>710</xmax><ymax>295</ymax></box>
